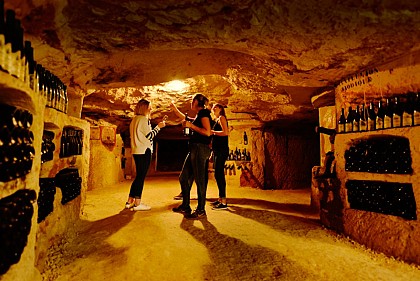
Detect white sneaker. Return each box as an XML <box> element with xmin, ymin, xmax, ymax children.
<box><xmin>132</xmin><ymin>203</ymin><xmax>151</xmax><ymax>211</ymax></box>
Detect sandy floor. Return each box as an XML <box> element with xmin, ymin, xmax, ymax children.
<box><xmin>42</xmin><ymin>175</ymin><xmax>420</xmax><ymax>281</ymax></box>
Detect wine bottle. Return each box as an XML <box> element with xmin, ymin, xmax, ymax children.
<box><xmin>14</xmin><ymin>20</ymin><xmax>24</xmax><ymax>81</ymax></box>
<box><xmin>0</xmin><ymin>0</ymin><xmax>5</xmax><ymax>72</ymax></box>
<box><xmin>393</xmin><ymin>97</ymin><xmax>402</xmax><ymax>128</ymax></box>
<box><xmin>345</xmin><ymin>106</ymin><xmax>353</xmax><ymax>132</ymax></box>
<box><xmin>414</xmin><ymin>93</ymin><xmax>420</xmax><ymax>126</ymax></box>
<box><xmin>367</xmin><ymin>102</ymin><xmax>376</xmax><ymax>131</ymax></box>
<box><xmin>4</xmin><ymin>9</ymin><xmax>15</xmax><ymax>75</ymax></box>
<box><xmin>24</xmin><ymin>41</ymin><xmax>34</xmax><ymax>89</ymax></box>
<box><xmin>384</xmin><ymin>98</ymin><xmax>393</xmax><ymax>129</ymax></box>
<box><xmin>353</xmin><ymin>106</ymin><xmax>360</xmax><ymax>132</ymax></box>
<box><xmin>359</xmin><ymin>104</ymin><xmax>368</xmax><ymax>131</ymax></box>
<box><xmin>76</xmin><ymin>130</ymin><xmax>83</xmax><ymax>155</ymax></box>
<box><xmin>376</xmin><ymin>100</ymin><xmax>385</xmax><ymax>130</ymax></box>
<box><xmin>229</xmin><ymin>150</ymin><xmax>233</xmax><ymax>160</ymax></box>
<box><xmin>402</xmin><ymin>93</ymin><xmax>414</xmax><ymax>127</ymax></box>
<box><xmin>243</xmin><ymin>131</ymin><xmax>248</xmax><ymax>145</ymax></box>
<box><xmin>338</xmin><ymin>108</ymin><xmax>346</xmax><ymax>133</ymax></box>
<box><xmin>63</xmin><ymin>84</ymin><xmax>68</xmax><ymax>114</ymax></box>
<box><xmin>183</xmin><ymin>113</ymin><xmax>190</xmax><ymax>136</ymax></box>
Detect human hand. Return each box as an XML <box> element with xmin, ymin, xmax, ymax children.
<box><xmin>169</xmin><ymin>101</ymin><xmax>177</xmax><ymax>111</ymax></box>
<box><xmin>182</xmin><ymin>120</ymin><xmax>191</xmax><ymax>128</ymax></box>
<box><xmin>158</xmin><ymin>121</ymin><xmax>166</xmax><ymax>128</ymax></box>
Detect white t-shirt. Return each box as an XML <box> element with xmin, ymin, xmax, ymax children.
<box><xmin>129</xmin><ymin>115</ymin><xmax>161</xmax><ymax>154</ymax></box>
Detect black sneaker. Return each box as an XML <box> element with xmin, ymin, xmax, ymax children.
<box><xmin>210</xmin><ymin>200</ymin><xmax>221</xmax><ymax>207</ymax></box>
<box><xmin>185</xmin><ymin>209</ymin><xmax>206</xmax><ymax>220</ymax></box>
<box><xmin>173</xmin><ymin>193</ymin><xmax>183</xmax><ymax>200</ymax></box>
<box><xmin>172</xmin><ymin>205</ymin><xmax>191</xmax><ymax>214</ymax></box>
<box><xmin>212</xmin><ymin>203</ymin><xmax>228</xmax><ymax>210</ymax></box>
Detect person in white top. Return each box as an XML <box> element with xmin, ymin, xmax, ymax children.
<box><xmin>125</xmin><ymin>99</ymin><xmax>166</xmax><ymax>211</ymax></box>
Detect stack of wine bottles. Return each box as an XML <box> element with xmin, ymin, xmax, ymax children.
<box><xmin>55</xmin><ymin>168</ymin><xmax>82</xmax><ymax>205</ymax></box>
<box><xmin>41</xmin><ymin>130</ymin><xmax>55</xmax><ymax>164</ymax></box>
<box><xmin>344</xmin><ymin>136</ymin><xmax>412</xmax><ymax>174</ymax></box>
<box><xmin>59</xmin><ymin>127</ymin><xmax>83</xmax><ymax>158</ymax></box>
<box><xmin>37</xmin><ymin>178</ymin><xmax>56</xmax><ymax>223</ymax></box>
<box><xmin>0</xmin><ymin>189</ymin><xmax>37</xmax><ymax>274</ymax></box>
<box><xmin>346</xmin><ymin>180</ymin><xmax>416</xmax><ymax>220</ymax></box>
<box><xmin>0</xmin><ymin>1</ymin><xmax>68</xmax><ymax>113</ymax></box>
<box><xmin>0</xmin><ymin>103</ymin><xmax>35</xmax><ymax>183</ymax></box>
<box><xmin>338</xmin><ymin>92</ymin><xmax>420</xmax><ymax>133</ymax></box>
<box><xmin>228</xmin><ymin>148</ymin><xmax>251</xmax><ymax>161</ymax></box>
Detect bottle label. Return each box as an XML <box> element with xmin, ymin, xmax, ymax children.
<box><xmin>414</xmin><ymin>111</ymin><xmax>420</xmax><ymax>126</ymax></box>
<box><xmin>359</xmin><ymin>120</ymin><xmax>367</xmax><ymax>131</ymax></box>
<box><xmin>376</xmin><ymin>117</ymin><xmax>383</xmax><ymax>130</ymax></box>
<box><xmin>352</xmin><ymin>121</ymin><xmax>360</xmax><ymax>132</ymax></box>
<box><xmin>384</xmin><ymin>116</ymin><xmax>392</xmax><ymax>129</ymax></box>
<box><xmin>393</xmin><ymin>115</ymin><xmax>401</xmax><ymax>127</ymax></box>
<box><xmin>402</xmin><ymin>112</ymin><xmax>412</xmax><ymax>127</ymax></box>
<box><xmin>338</xmin><ymin>124</ymin><xmax>345</xmax><ymax>133</ymax></box>
<box><xmin>368</xmin><ymin>119</ymin><xmax>375</xmax><ymax>131</ymax></box>
<box><xmin>345</xmin><ymin>123</ymin><xmax>353</xmax><ymax>133</ymax></box>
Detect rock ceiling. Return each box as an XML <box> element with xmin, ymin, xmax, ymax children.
<box><xmin>7</xmin><ymin>0</ymin><xmax>420</xmax><ymax>131</ymax></box>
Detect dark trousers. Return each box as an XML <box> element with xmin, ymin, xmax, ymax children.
<box><xmin>129</xmin><ymin>148</ymin><xmax>151</xmax><ymax>199</ymax></box>
<box><xmin>179</xmin><ymin>143</ymin><xmax>211</xmax><ymax>211</ymax></box>
<box><xmin>213</xmin><ymin>149</ymin><xmax>229</xmax><ymax>198</ymax></box>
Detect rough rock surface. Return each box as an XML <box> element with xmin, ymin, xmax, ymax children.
<box><xmin>6</xmin><ymin>0</ymin><xmax>420</xmax><ymax>128</ymax></box>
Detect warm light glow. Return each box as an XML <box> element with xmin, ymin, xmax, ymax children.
<box><xmin>163</xmin><ymin>80</ymin><xmax>190</xmax><ymax>92</ymax></box>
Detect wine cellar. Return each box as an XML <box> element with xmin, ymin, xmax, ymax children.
<box><xmin>312</xmin><ymin>58</ymin><xmax>420</xmax><ymax>265</ymax></box>
<box><xmin>2</xmin><ymin>0</ymin><xmax>420</xmax><ymax>280</ymax></box>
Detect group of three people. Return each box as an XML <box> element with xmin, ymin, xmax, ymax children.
<box><xmin>125</xmin><ymin>93</ymin><xmax>229</xmax><ymax>219</ymax></box>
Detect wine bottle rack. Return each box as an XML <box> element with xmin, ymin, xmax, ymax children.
<box><xmin>55</xmin><ymin>168</ymin><xmax>81</xmax><ymax>205</ymax></box>
<box><xmin>344</xmin><ymin>136</ymin><xmax>412</xmax><ymax>174</ymax></box>
<box><xmin>346</xmin><ymin>180</ymin><xmax>416</xmax><ymax>220</ymax></box>
<box><xmin>0</xmin><ymin>189</ymin><xmax>36</xmax><ymax>275</ymax></box>
<box><xmin>40</xmin><ymin>130</ymin><xmax>55</xmax><ymax>164</ymax></box>
<box><xmin>37</xmin><ymin>178</ymin><xmax>56</xmax><ymax>223</ymax></box>
<box><xmin>59</xmin><ymin>127</ymin><xmax>83</xmax><ymax>158</ymax></box>
<box><xmin>0</xmin><ymin>103</ymin><xmax>35</xmax><ymax>183</ymax></box>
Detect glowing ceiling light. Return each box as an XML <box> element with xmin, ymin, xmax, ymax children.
<box><xmin>164</xmin><ymin>80</ymin><xmax>190</xmax><ymax>92</ymax></box>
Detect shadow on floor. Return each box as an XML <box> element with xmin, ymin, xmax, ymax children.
<box><xmin>42</xmin><ymin>209</ymin><xmax>135</xmax><ymax>279</ymax></box>
<box><xmin>180</xmin><ymin>218</ymin><xmax>318</xmax><ymax>280</ymax></box>
<box><xmin>208</xmin><ymin>197</ymin><xmax>319</xmax><ymax>219</ymax></box>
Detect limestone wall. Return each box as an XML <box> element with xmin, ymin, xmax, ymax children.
<box><xmin>262</xmin><ymin>127</ymin><xmax>319</xmax><ymax>190</ymax></box>
<box><xmin>88</xmin><ymin>126</ymin><xmax>125</xmax><ymax>191</ymax></box>
<box><xmin>0</xmin><ymin>72</ymin><xmax>91</xmax><ymax>280</ymax></box>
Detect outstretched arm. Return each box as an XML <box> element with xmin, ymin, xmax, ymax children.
<box><xmin>170</xmin><ymin>101</ymin><xmax>185</xmax><ymax>119</ymax></box>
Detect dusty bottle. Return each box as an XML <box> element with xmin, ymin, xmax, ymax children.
<box><xmin>345</xmin><ymin>106</ymin><xmax>353</xmax><ymax>132</ymax></box>
<box><xmin>367</xmin><ymin>102</ymin><xmax>376</xmax><ymax>131</ymax></box>
<box><xmin>402</xmin><ymin>93</ymin><xmax>414</xmax><ymax>127</ymax></box>
<box><xmin>414</xmin><ymin>93</ymin><xmax>420</xmax><ymax>126</ymax></box>
<box><xmin>338</xmin><ymin>108</ymin><xmax>346</xmax><ymax>133</ymax></box>
<box><xmin>393</xmin><ymin>97</ymin><xmax>402</xmax><ymax>128</ymax></box>
<box><xmin>243</xmin><ymin>131</ymin><xmax>248</xmax><ymax>145</ymax></box>
<box><xmin>359</xmin><ymin>104</ymin><xmax>368</xmax><ymax>131</ymax></box>
<box><xmin>376</xmin><ymin>100</ymin><xmax>385</xmax><ymax>130</ymax></box>
<box><xmin>384</xmin><ymin>98</ymin><xmax>393</xmax><ymax>129</ymax></box>
<box><xmin>352</xmin><ymin>106</ymin><xmax>360</xmax><ymax>132</ymax></box>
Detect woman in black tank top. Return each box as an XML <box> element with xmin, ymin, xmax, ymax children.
<box><xmin>210</xmin><ymin>103</ymin><xmax>229</xmax><ymax>209</ymax></box>
<box><xmin>170</xmin><ymin>94</ymin><xmax>212</xmax><ymax>219</ymax></box>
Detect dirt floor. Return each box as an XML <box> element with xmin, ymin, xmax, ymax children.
<box><xmin>42</xmin><ymin>175</ymin><xmax>420</xmax><ymax>281</ymax></box>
